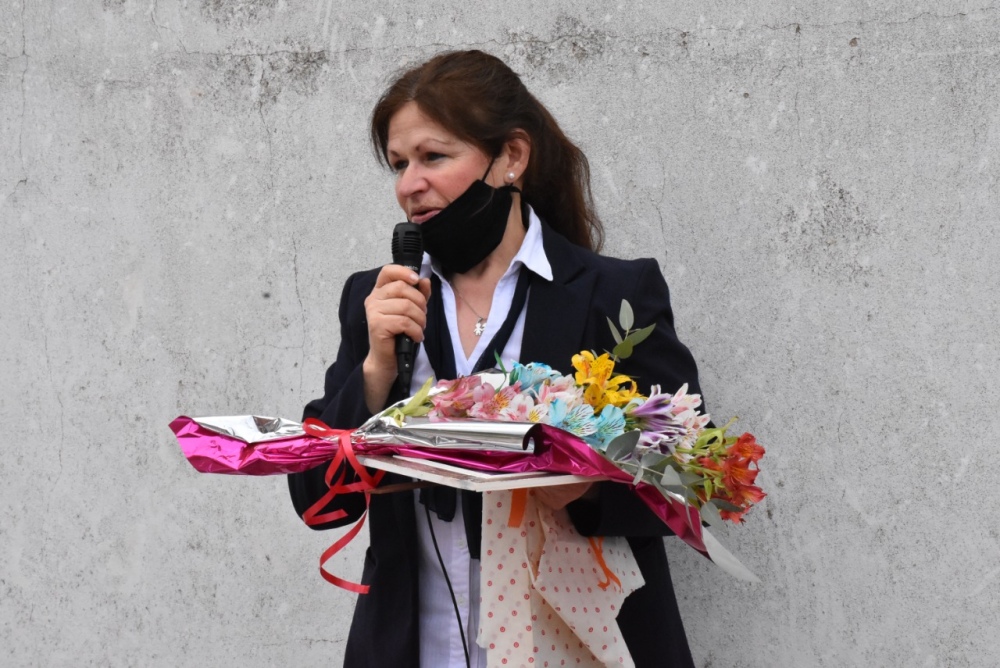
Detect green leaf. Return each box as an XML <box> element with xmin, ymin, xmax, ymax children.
<box><xmin>700</xmin><ymin>501</ymin><xmax>723</xmax><ymax>526</ymax></box>
<box><xmin>632</xmin><ymin>465</ymin><xmax>644</xmax><ymax>486</ymax></box>
<box><xmin>626</xmin><ymin>324</ymin><xmax>656</xmax><ymax>347</ymax></box>
<box><xmin>400</xmin><ymin>376</ymin><xmax>434</xmax><ymax>415</ymax></box>
<box><xmin>639</xmin><ymin>450</ymin><xmax>666</xmax><ymax>472</ymax></box>
<box><xmin>619</xmin><ymin>299</ymin><xmax>634</xmax><ymax>331</ymax></box>
<box><xmin>493</xmin><ymin>351</ymin><xmax>508</xmax><ymax>374</ymax></box>
<box><xmin>386</xmin><ymin>408</ymin><xmax>405</xmax><ymax>426</ymax></box>
<box><xmin>643</xmin><ymin>456</ymin><xmax>671</xmax><ymax>474</ymax></box>
<box><xmin>409</xmin><ymin>404</ymin><xmax>432</xmax><ymax>417</ymax></box>
<box><xmin>604</xmin><ymin>430</ymin><xmax>640</xmax><ymax>461</ymax></box>
<box><xmin>606</xmin><ymin>317</ymin><xmax>623</xmax><ymax>345</ymax></box>
<box><xmin>679</xmin><ymin>471</ymin><xmax>702</xmax><ymax>486</ymax></box>
<box><xmin>659</xmin><ymin>467</ymin><xmax>683</xmax><ymax>487</ymax></box>
<box><xmin>612</xmin><ymin>339</ymin><xmax>634</xmax><ymax>360</ymax></box>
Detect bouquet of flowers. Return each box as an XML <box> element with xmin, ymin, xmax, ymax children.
<box><xmin>171</xmin><ymin>301</ymin><xmax>766</xmax><ymax>590</ymax></box>
<box><xmin>382</xmin><ymin>300</ymin><xmax>766</xmax><ymax>525</ymax></box>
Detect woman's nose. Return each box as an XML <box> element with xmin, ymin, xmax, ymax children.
<box><xmin>396</xmin><ymin>164</ymin><xmax>427</xmax><ymax>199</ymax></box>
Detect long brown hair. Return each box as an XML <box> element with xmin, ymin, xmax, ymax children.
<box><xmin>370</xmin><ymin>50</ymin><xmax>604</xmax><ymax>252</ymax></box>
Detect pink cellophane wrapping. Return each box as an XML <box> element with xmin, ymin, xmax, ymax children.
<box><xmin>169</xmin><ymin>416</ymin><xmax>706</xmax><ymax>556</ymax></box>
<box><xmin>168</xmin><ymin>416</ymin><xmax>341</xmax><ymax>475</ymax></box>
<box><xmin>478</xmin><ymin>490</ymin><xmax>644</xmax><ymax>667</ymax></box>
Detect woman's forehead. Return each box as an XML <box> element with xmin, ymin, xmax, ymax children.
<box><xmin>387</xmin><ymin>102</ymin><xmax>464</xmax><ymax>152</ymax></box>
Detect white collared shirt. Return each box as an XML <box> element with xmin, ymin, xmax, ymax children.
<box><xmin>410</xmin><ymin>207</ymin><xmax>552</xmax><ymax>668</ymax></box>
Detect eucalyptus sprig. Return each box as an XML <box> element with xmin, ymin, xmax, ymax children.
<box><xmin>606</xmin><ymin>299</ymin><xmax>656</xmax><ymax>362</ymax></box>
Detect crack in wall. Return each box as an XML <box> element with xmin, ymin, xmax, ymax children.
<box><xmin>41</xmin><ymin>326</ymin><xmax>66</xmax><ymax>514</ymax></box>
<box><xmin>17</xmin><ymin>0</ymin><xmax>28</xmax><ymax>187</ymax></box>
<box><xmin>153</xmin><ymin>3</ymin><xmax>999</xmax><ymax>69</ymax></box>
<box><xmin>149</xmin><ymin>0</ymin><xmax>174</xmax><ymax>42</ymax></box>
<box><xmin>255</xmin><ymin>56</ymin><xmax>275</xmax><ymax>190</ymax></box>
<box><xmin>179</xmin><ymin>46</ymin><xmax>332</xmax><ymax>59</ymax></box>
<box><xmin>718</xmin><ymin>5</ymin><xmax>999</xmax><ymax>34</ymax></box>
<box><xmin>291</xmin><ymin>236</ymin><xmax>305</xmax><ymax>398</ymax></box>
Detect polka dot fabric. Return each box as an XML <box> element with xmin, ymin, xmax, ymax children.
<box><xmin>477</xmin><ymin>490</ymin><xmax>645</xmax><ymax>667</ymax></box>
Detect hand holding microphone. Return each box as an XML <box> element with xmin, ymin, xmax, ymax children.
<box><xmin>360</xmin><ymin>226</ymin><xmax>429</xmax><ymax>412</ymax></box>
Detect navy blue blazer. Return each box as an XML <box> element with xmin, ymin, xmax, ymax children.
<box><xmin>289</xmin><ymin>223</ymin><xmax>701</xmax><ymax>668</ymax></box>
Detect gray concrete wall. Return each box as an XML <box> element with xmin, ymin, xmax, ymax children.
<box><xmin>2</xmin><ymin>1</ymin><xmax>998</xmax><ymax>666</ymax></box>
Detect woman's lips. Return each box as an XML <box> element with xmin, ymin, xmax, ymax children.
<box><xmin>411</xmin><ymin>209</ymin><xmax>440</xmax><ymax>224</ymax></box>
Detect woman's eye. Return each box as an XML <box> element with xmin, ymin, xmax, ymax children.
<box><xmin>391</xmin><ymin>160</ymin><xmax>407</xmax><ymax>173</ymax></box>
<box><xmin>426</xmin><ymin>152</ymin><xmax>445</xmax><ymax>162</ymax></box>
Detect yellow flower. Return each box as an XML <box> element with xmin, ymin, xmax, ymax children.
<box><xmin>572</xmin><ymin>351</ymin><xmax>644</xmax><ymax>412</ymax></box>
<box><xmin>603</xmin><ymin>379</ymin><xmax>642</xmax><ymax>409</ymax></box>
<box><xmin>573</xmin><ymin>351</ymin><xmax>615</xmax><ymax>387</ymax></box>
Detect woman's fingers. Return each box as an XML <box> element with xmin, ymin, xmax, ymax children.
<box><xmin>364</xmin><ymin>265</ymin><xmax>430</xmax><ymax>365</ymax></box>
<box><xmin>372</xmin><ymin>280</ymin><xmax>429</xmax><ymax>312</ymax></box>
<box><xmin>374</xmin><ymin>264</ymin><xmax>422</xmax><ymax>290</ymax></box>
<box><xmin>365</xmin><ymin>288</ymin><xmax>428</xmax><ymax>335</ymax></box>
<box><xmin>367</xmin><ymin>309</ymin><xmax>426</xmax><ymax>343</ymax></box>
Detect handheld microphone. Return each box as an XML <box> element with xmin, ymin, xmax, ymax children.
<box><xmin>391</xmin><ymin>222</ymin><xmax>424</xmax><ymax>393</ymax></box>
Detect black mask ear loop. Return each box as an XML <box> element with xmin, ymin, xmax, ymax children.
<box><xmin>480</xmin><ymin>155</ymin><xmax>497</xmax><ymax>183</ymax></box>
<box><xmin>484</xmin><ymin>155</ymin><xmax>526</xmax><ymax>232</ymax></box>
<box><xmin>482</xmin><ymin>155</ymin><xmax>522</xmax><ymax>195</ymax></box>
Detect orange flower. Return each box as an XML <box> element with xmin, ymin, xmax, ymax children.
<box><xmin>727</xmin><ymin>433</ymin><xmax>765</xmax><ymax>463</ymax></box>
<box><xmin>726</xmin><ymin>483</ymin><xmax>766</xmax><ymax>507</ymax></box>
<box><xmin>722</xmin><ymin>456</ymin><xmax>760</xmax><ymax>490</ymax></box>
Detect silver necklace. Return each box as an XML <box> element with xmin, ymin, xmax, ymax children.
<box><xmin>452</xmin><ymin>287</ymin><xmax>488</xmax><ymax>336</ymax></box>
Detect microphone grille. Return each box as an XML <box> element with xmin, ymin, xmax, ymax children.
<box><xmin>391</xmin><ymin>222</ymin><xmax>424</xmax><ymax>257</ymax></box>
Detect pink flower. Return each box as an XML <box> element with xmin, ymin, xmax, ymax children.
<box><xmin>535</xmin><ymin>375</ymin><xmax>584</xmax><ymax>407</ymax></box>
<box><xmin>498</xmin><ymin>393</ymin><xmax>540</xmax><ymax>422</ymax></box>
<box><xmin>468</xmin><ymin>382</ymin><xmax>522</xmax><ymax>420</ymax></box>
<box><xmin>428</xmin><ymin>376</ymin><xmax>483</xmax><ymax>419</ymax></box>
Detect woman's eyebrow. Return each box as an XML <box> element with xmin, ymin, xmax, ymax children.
<box><xmin>389</xmin><ymin>137</ymin><xmax>458</xmax><ymax>157</ymax></box>
<box><xmin>419</xmin><ymin>135</ymin><xmax>457</xmax><ymax>147</ymax></box>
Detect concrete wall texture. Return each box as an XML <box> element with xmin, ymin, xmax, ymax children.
<box><xmin>2</xmin><ymin>0</ymin><xmax>998</xmax><ymax>666</ymax></box>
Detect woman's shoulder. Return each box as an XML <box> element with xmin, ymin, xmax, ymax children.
<box><xmin>541</xmin><ymin>224</ymin><xmax>660</xmax><ymax>280</ymax></box>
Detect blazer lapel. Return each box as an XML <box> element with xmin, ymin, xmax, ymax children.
<box><xmin>519</xmin><ymin>224</ymin><xmax>598</xmax><ymax>372</ymax></box>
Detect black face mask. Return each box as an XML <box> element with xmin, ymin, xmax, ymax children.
<box><xmin>418</xmin><ymin>170</ymin><xmax>519</xmax><ymax>275</ymax></box>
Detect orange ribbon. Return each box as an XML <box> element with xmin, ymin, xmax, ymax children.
<box><xmin>301</xmin><ymin>420</ymin><xmax>385</xmax><ymax>594</ymax></box>
<box><xmin>507</xmin><ymin>488</ymin><xmax>528</xmax><ymax>528</ymax></box>
<box><xmin>587</xmin><ymin>536</ymin><xmax>622</xmax><ymax>592</ymax></box>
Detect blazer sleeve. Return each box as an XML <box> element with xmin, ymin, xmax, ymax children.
<box><xmin>287</xmin><ymin>271</ymin><xmax>378</xmax><ymax>530</ymax></box>
<box><xmin>567</xmin><ymin>258</ymin><xmax>705</xmax><ymax>538</ymax></box>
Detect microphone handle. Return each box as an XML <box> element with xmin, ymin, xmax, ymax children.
<box><xmin>395</xmin><ymin>261</ymin><xmax>419</xmax><ymax>393</ymax></box>
<box><xmin>391</xmin><ymin>222</ymin><xmax>423</xmax><ymax>394</ymax></box>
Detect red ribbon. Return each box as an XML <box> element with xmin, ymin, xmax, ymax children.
<box><xmin>301</xmin><ymin>419</ymin><xmax>385</xmax><ymax>594</ymax></box>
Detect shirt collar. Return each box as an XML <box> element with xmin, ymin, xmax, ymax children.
<box><xmin>418</xmin><ymin>205</ymin><xmax>554</xmax><ymax>282</ymax></box>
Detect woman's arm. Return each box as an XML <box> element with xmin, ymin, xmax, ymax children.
<box><xmin>288</xmin><ymin>272</ymin><xmax>378</xmax><ymax>530</ymax></box>
<box><xmin>287</xmin><ymin>265</ymin><xmax>432</xmax><ymax>530</ymax></box>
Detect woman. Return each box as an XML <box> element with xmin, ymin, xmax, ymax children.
<box><xmin>288</xmin><ymin>50</ymin><xmax>703</xmax><ymax>668</ymax></box>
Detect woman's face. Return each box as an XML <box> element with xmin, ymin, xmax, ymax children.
<box><xmin>386</xmin><ymin>101</ymin><xmax>495</xmax><ymax>225</ymax></box>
